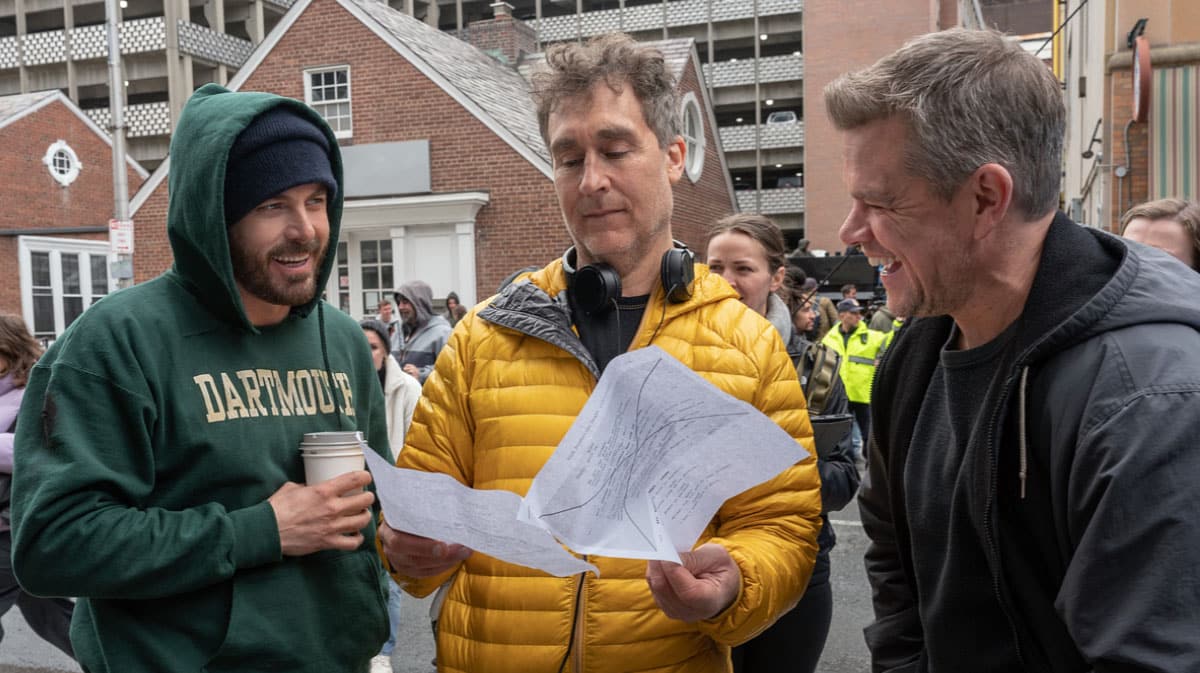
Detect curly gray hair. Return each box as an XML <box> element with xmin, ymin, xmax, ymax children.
<box><xmin>531</xmin><ymin>33</ymin><xmax>680</xmax><ymax>149</ymax></box>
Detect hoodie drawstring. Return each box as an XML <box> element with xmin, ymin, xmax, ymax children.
<box><xmin>317</xmin><ymin>302</ymin><xmax>353</xmax><ymax>431</ymax></box>
<box><xmin>1018</xmin><ymin>366</ymin><xmax>1029</xmax><ymax>500</ymax></box>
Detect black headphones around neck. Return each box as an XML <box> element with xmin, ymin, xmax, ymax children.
<box><xmin>564</xmin><ymin>242</ymin><xmax>695</xmax><ymax>315</ymax></box>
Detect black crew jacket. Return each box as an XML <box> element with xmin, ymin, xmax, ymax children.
<box><xmin>862</xmin><ymin>212</ymin><xmax>1200</xmax><ymax>673</ymax></box>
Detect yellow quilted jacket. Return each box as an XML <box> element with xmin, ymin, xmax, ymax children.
<box><xmin>391</xmin><ymin>260</ymin><xmax>822</xmax><ymax>673</ymax></box>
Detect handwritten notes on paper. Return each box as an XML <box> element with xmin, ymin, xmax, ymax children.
<box><xmin>365</xmin><ymin>346</ymin><xmax>808</xmax><ymax>576</ymax></box>
<box><xmin>519</xmin><ymin>346</ymin><xmax>808</xmax><ymax>563</ymax></box>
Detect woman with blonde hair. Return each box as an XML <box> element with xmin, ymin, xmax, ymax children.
<box><xmin>0</xmin><ymin>314</ymin><xmax>75</xmax><ymax>660</ymax></box>
<box><xmin>706</xmin><ymin>215</ymin><xmax>859</xmax><ymax>673</ymax></box>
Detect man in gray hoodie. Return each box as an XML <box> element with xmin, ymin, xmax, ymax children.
<box><xmin>394</xmin><ymin>280</ymin><xmax>452</xmax><ymax>384</ymax></box>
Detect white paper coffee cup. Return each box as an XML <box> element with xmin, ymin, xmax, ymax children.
<box><xmin>299</xmin><ymin>431</ymin><xmax>366</xmax><ymax>491</ymax></box>
<box><xmin>301</xmin><ymin>448</ymin><xmax>365</xmax><ymax>486</ymax></box>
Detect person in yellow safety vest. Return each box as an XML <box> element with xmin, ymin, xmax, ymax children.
<box><xmin>822</xmin><ymin>298</ymin><xmax>887</xmax><ymax>464</ymax></box>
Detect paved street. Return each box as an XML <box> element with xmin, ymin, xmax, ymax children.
<box><xmin>817</xmin><ymin>500</ymin><xmax>874</xmax><ymax>673</ymax></box>
<box><xmin>1</xmin><ymin>498</ymin><xmax>873</xmax><ymax>673</ymax></box>
<box><xmin>0</xmin><ymin>606</ymin><xmax>78</xmax><ymax>673</ymax></box>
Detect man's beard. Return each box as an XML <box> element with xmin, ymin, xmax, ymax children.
<box><xmin>231</xmin><ymin>239</ymin><xmax>325</xmax><ymax>308</ymax></box>
<box><xmin>577</xmin><ymin>214</ymin><xmax>670</xmax><ymax>277</ymax></box>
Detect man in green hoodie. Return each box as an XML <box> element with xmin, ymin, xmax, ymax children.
<box><xmin>10</xmin><ymin>84</ymin><xmax>392</xmax><ymax>673</ymax></box>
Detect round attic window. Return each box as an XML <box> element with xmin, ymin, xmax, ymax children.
<box><xmin>680</xmin><ymin>93</ymin><xmax>705</xmax><ymax>183</ymax></box>
<box><xmin>43</xmin><ymin>140</ymin><xmax>82</xmax><ymax>187</ymax></box>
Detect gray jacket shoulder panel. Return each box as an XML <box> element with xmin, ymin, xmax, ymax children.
<box><xmin>477</xmin><ymin>280</ymin><xmax>600</xmax><ymax>379</ymax></box>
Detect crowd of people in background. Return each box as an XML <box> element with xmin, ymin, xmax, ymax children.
<box><xmin>2</xmin><ymin>24</ymin><xmax>1199</xmax><ymax>673</ymax></box>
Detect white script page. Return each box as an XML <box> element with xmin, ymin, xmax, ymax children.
<box><xmin>518</xmin><ymin>346</ymin><xmax>809</xmax><ymax>563</ymax></box>
<box><xmin>363</xmin><ymin>446</ymin><xmax>598</xmax><ymax>578</ymax></box>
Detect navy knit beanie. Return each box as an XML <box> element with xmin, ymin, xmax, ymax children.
<box><xmin>223</xmin><ymin>107</ymin><xmax>338</xmax><ymax>227</ymax></box>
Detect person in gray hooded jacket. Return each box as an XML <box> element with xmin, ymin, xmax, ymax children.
<box><xmin>829</xmin><ymin>29</ymin><xmax>1200</xmax><ymax>672</ymax></box>
<box><xmin>394</xmin><ymin>280</ymin><xmax>453</xmax><ymax>384</ymax></box>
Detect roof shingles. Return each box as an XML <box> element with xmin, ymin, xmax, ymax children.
<box><xmin>0</xmin><ymin>90</ymin><xmax>59</xmax><ymax>127</ymax></box>
<box><xmin>347</xmin><ymin>0</ymin><xmax>549</xmax><ymax>163</ymax></box>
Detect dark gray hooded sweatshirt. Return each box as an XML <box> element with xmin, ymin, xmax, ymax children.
<box><xmin>862</xmin><ymin>213</ymin><xmax>1200</xmax><ymax>673</ymax></box>
<box><xmin>395</xmin><ymin>280</ymin><xmax>452</xmax><ymax>383</ymax></box>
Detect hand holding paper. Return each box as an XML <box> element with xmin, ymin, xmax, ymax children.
<box><xmin>363</xmin><ymin>447</ymin><xmax>598</xmax><ymax>578</ymax></box>
<box><xmin>646</xmin><ymin>543</ymin><xmax>742</xmax><ymax>622</ymax></box>
<box><xmin>378</xmin><ymin>523</ymin><xmax>471</xmax><ymax>578</ymax></box>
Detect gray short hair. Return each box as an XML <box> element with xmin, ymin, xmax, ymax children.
<box><xmin>824</xmin><ymin>28</ymin><xmax>1064</xmax><ymax>220</ymax></box>
<box><xmin>1120</xmin><ymin>198</ymin><xmax>1200</xmax><ymax>269</ymax></box>
<box><xmin>531</xmin><ymin>33</ymin><xmax>680</xmax><ymax>149</ymax></box>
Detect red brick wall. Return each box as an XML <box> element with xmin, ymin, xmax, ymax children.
<box><xmin>133</xmin><ymin>0</ymin><xmax>733</xmax><ymax>297</ymax></box>
<box><xmin>133</xmin><ymin>182</ymin><xmax>171</xmax><ymax>281</ymax></box>
<box><xmin>1107</xmin><ymin>68</ymin><xmax>1151</xmax><ymax>233</ymax></box>
<box><xmin>466</xmin><ymin>14</ymin><xmax>537</xmax><ymax>66</ymax></box>
<box><xmin>0</xmin><ymin>99</ymin><xmax>145</xmax><ymax>313</ymax></box>
<box><xmin>802</xmin><ymin>0</ymin><xmax>943</xmax><ymax>253</ymax></box>
<box><xmin>0</xmin><ymin>237</ymin><xmax>21</xmax><ymax>313</ymax></box>
<box><xmin>673</xmin><ymin>56</ymin><xmax>736</xmax><ymax>260</ymax></box>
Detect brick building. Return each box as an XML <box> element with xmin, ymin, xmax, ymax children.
<box><xmin>129</xmin><ymin>0</ymin><xmax>733</xmax><ymax>317</ymax></box>
<box><xmin>1060</xmin><ymin>0</ymin><xmax>1200</xmax><ymax>232</ymax></box>
<box><xmin>0</xmin><ymin>89</ymin><xmax>145</xmax><ymax>339</ymax></box>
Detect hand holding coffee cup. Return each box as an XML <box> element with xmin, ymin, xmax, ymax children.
<box><xmin>268</xmin><ymin>471</ymin><xmax>375</xmax><ymax>556</ymax></box>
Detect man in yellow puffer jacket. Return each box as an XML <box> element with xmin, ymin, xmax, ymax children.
<box><xmin>377</xmin><ymin>33</ymin><xmax>822</xmax><ymax>673</ymax></box>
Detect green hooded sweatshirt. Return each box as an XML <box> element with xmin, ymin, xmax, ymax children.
<box><xmin>11</xmin><ymin>84</ymin><xmax>391</xmax><ymax>673</ymax></box>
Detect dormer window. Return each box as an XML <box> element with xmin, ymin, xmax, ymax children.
<box><xmin>305</xmin><ymin>66</ymin><xmax>352</xmax><ymax>139</ymax></box>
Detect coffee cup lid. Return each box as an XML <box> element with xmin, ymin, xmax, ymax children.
<box><xmin>300</xmin><ymin>448</ymin><xmax>360</xmax><ymax>458</ymax></box>
<box><xmin>300</xmin><ymin>431</ymin><xmax>363</xmax><ymax>446</ymax></box>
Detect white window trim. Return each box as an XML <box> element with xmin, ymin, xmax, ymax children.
<box><xmin>18</xmin><ymin>235</ymin><xmax>113</xmax><ymax>339</ymax></box>
<box><xmin>43</xmin><ymin>140</ymin><xmax>82</xmax><ymax>187</ymax></box>
<box><xmin>680</xmin><ymin>93</ymin><xmax>705</xmax><ymax>183</ymax></box>
<box><xmin>304</xmin><ymin>65</ymin><xmax>353</xmax><ymax>140</ymax></box>
<box><xmin>356</xmin><ymin>238</ymin><xmax>395</xmax><ymax>314</ymax></box>
<box><xmin>328</xmin><ymin>192</ymin><xmax>489</xmax><ymax>317</ymax></box>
